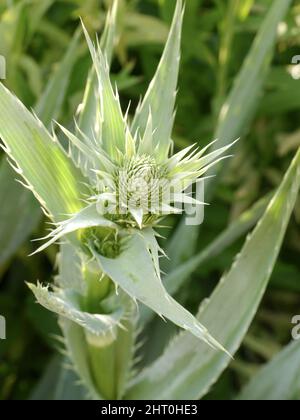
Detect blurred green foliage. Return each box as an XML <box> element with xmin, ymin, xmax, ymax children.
<box><xmin>0</xmin><ymin>0</ymin><xmax>300</xmax><ymax>400</ymax></box>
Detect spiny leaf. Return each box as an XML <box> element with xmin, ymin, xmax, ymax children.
<box><xmin>32</xmin><ymin>203</ymin><xmax>118</xmax><ymax>255</ymax></box>
<box><xmin>92</xmin><ymin>228</ymin><xmax>230</xmax><ymax>355</ymax></box>
<box><xmin>131</xmin><ymin>0</ymin><xmax>183</xmax><ymax>160</ymax></box>
<box><xmin>126</xmin><ymin>148</ymin><xmax>300</xmax><ymax>400</ymax></box>
<box><xmin>28</xmin><ymin>283</ymin><xmax>125</xmax><ymax>340</ymax></box>
<box><xmin>0</xmin><ymin>27</ymin><xmax>83</xmax><ymax>268</ymax></box>
<box><xmin>0</xmin><ymin>82</ymin><xmax>84</xmax><ymax>221</ymax></box>
<box><xmin>81</xmin><ymin>22</ymin><xmax>129</xmax><ymax>161</ymax></box>
<box><xmin>78</xmin><ymin>0</ymin><xmax>119</xmax><ymax>139</ymax></box>
<box><xmin>141</xmin><ymin>193</ymin><xmax>270</xmax><ymax>325</ymax></box>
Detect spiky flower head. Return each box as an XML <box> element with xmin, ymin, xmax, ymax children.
<box><xmin>33</xmin><ymin>0</ymin><xmax>237</xmax><ymax>255</ymax></box>
<box><xmin>56</xmin><ymin>59</ymin><xmax>235</xmax><ymax>232</ymax></box>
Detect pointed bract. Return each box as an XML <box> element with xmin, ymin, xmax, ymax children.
<box><xmin>131</xmin><ymin>0</ymin><xmax>184</xmax><ymax>160</ymax></box>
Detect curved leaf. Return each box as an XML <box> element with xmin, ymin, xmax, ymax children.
<box><xmin>28</xmin><ymin>283</ymin><xmax>125</xmax><ymax>340</ymax></box>
<box><xmin>81</xmin><ymin>23</ymin><xmax>128</xmax><ymax>161</ymax></box>
<box><xmin>0</xmin><ymin>82</ymin><xmax>84</xmax><ymax>220</ymax></box>
<box><xmin>131</xmin><ymin>0</ymin><xmax>183</xmax><ymax>159</ymax></box>
<box><xmin>78</xmin><ymin>0</ymin><xmax>119</xmax><ymax>139</ymax></box>
<box><xmin>126</xmin><ymin>148</ymin><xmax>300</xmax><ymax>400</ymax></box>
<box><xmin>141</xmin><ymin>193</ymin><xmax>270</xmax><ymax>325</ymax></box>
<box><xmin>92</xmin><ymin>228</ymin><xmax>229</xmax><ymax>354</ymax></box>
<box><xmin>32</xmin><ymin>203</ymin><xmax>118</xmax><ymax>255</ymax></box>
<box><xmin>0</xmin><ymin>27</ymin><xmax>83</xmax><ymax>267</ymax></box>
<box><xmin>238</xmin><ymin>340</ymin><xmax>300</xmax><ymax>400</ymax></box>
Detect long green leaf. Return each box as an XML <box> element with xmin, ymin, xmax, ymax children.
<box><xmin>238</xmin><ymin>340</ymin><xmax>300</xmax><ymax>400</ymax></box>
<box><xmin>28</xmin><ymin>283</ymin><xmax>126</xmax><ymax>338</ymax></box>
<box><xmin>131</xmin><ymin>0</ymin><xmax>183</xmax><ymax>160</ymax></box>
<box><xmin>82</xmin><ymin>22</ymin><xmax>127</xmax><ymax>161</ymax></box>
<box><xmin>0</xmin><ymin>27</ymin><xmax>83</xmax><ymax>267</ymax></box>
<box><xmin>164</xmin><ymin>193</ymin><xmax>271</xmax><ymax>296</ymax></box>
<box><xmin>166</xmin><ymin>0</ymin><xmax>292</xmax><ymax>271</ymax></box>
<box><xmin>126</xmin><ymin>148</ymin><xmax>300</xmax><ymax>400</ymax></box>
<box><xmin>35</xmin><ymin>27</ymin><xmax>81</xmax><ymax>128</ymax></box>
<box><xmin>92</xmin><ymin>229</ymin><xmax>229</xmax><ymax>354</ymax></box>
<box><xmin>0</xmin><ymin>82</ymin><xmax>83</xmax><ymax>220</ymax></box>
<box><xmin>59</xmin><ymin>319</ymin><xmax>101</xmax><ymax>400</ymax></box>
<box><xmin>78</xmin><ymin>0</ymin><xmax>119</xmax><ymax>139</ymax></box>
<box><xmin>141</xmin><ymin>193</ymin><xmax>270</xmax><ymax>325</ymax></box>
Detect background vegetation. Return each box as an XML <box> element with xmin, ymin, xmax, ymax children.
<box><xmin>0</xmin><ymin>0</ymin><xmax>300</xmax><ymax>400</ymax></box>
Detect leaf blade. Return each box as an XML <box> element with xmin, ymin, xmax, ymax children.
<box><xmin>126</xmin><ymin>148</ymin><xmax>300</xmax><ymax>400</ymax></box>
<box><xmin>92</xmin><ymin>229</ymin><xmax>229</xmax><ymax>354</ymax></box>
<box><xmin>78</xmin><ymin>0</ymin><xmax>119</xmax><ymax>139</ymax></box>
<box><xmin>165</xmin><ymin>0</ymin><xmax>293</xmax><ymax>272</ymax></box>
<box><xmin>0</xmin><ymin>82</ymin><xmax>83</xmax><ymax>220</ymax></box>
<box><xmin>131</xmin><ymin>0</ymin><xmax>183</xmax><ymax>159</ymax></box>
<box><xmin>238</xmin><ymin>340</ymin><xmax>300</xmax><ymax>400</ymax></box>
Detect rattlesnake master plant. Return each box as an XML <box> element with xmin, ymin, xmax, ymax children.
<box><xmin>0</xmin><ymin>0</ymin><xmax>237</xmax><ymax>398</ymax></box>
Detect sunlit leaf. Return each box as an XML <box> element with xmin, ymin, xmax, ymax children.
<box><xmin>131</xmin><ymin>0</ymin><xmax>183</xmax><ymax>160</ymax></box>
<box><xmin>0</xmin><ymin>82</ymin><xmax>84</xmax><ymax>220</ymax></box>
<box><xmin>92</xmin><ymin>228</ymin><xmax>229</xmax><ymax>354</ymax></box>
<box><xmin>126</xmin><ymin>148</ymin><xmax>300</xmax><ymax>400</ymax></box>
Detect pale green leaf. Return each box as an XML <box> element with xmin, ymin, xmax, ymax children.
<box><xmin>81</xmin><ymin>22</ymin><xmax>128</xmax><ymax>161</ymax></box>
<box><xmin>59</xmin><ymin>319</ymin><xmax>102</xmax><ymax>400</ymax></box>
<box><xmin>141</xmin><ymin>193</ymin><xmax>270</xmax><ymax>325</ymax></box>
<box><xmin>238</xmin><ymin>340</ymin><xmax>300</xmax><ymax>400</ymax></box>
<box><xmin>131</xmin><ymin>0</ymin><xmax>183</xmax><ymax>160</ymax></box>
<box><xmin>0</xmin><ymin>28</ymin><xmax>83</xmax><ymax>267</ymax></box>
<box><xmin>0</xmin><ymin>158</ymin><xmax>40</xmax><ymax>266</ymax></box>
<box><xmin>0</xmin><ymin>82</ymin><xmax>83</xmax><ymax>220</ymax></box>
<box><xmin>32</xmin><ymin>203</ymin><xmax>118</xmax><ymax>255</ymax></box>
<box><xmin>28</xmin><ymin>283</ymin><xmax>125</xmax><ymax>339</ymax></box>
<box><xmin>126</xmin><ymin>148</ymin><xmax>300</xmax><ymax>400</ymax></box>
<box><xmin>92</xmin><ymin>228</ymin><xmax>229</xmax><ymax>354</ymax></box>
<box><xmin>78</xmin><ymin>0</ymin><xmax>119</xmax><ymax>139</ymax></box>
<box><xmin>35</xmin><ymin>27</ymin><xmax>81</xmax><ymax>128</ymax></box>
<box><xmin>164</xmin><ymin>193</ymin><xmax>271</xmax><ymax>296</ymax></box>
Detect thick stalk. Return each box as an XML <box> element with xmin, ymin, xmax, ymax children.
<box><xmin>81</xmin><ymin>261</ymin><xmax>134</xmax><ymax>400</ymax></box>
